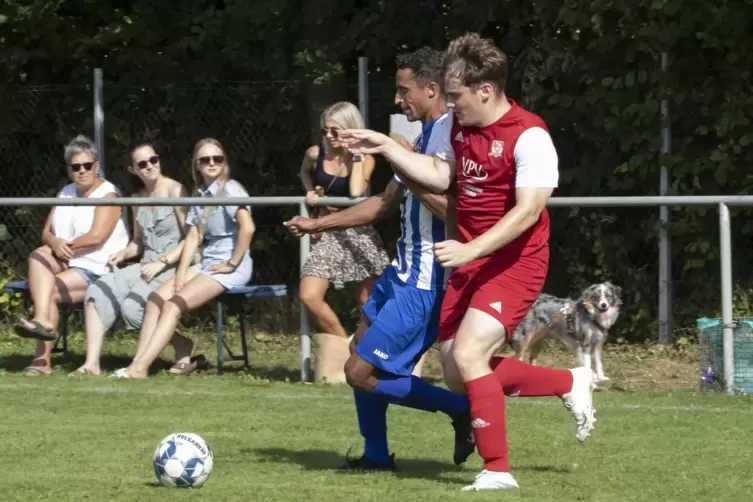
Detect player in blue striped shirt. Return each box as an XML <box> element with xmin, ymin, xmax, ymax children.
<box><xmin>284</xmin><ymin>47</ymin><xmax>474</xmax><ymax>471</ymax></box>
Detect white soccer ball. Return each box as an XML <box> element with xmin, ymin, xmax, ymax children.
<box><xmin>153</xmin><ymin>432</ymin><xmax>214</xmax><ymax>488</ymax></box>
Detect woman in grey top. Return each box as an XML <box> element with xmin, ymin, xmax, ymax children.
<box><xmin>72</xmin><ymin>143</ymin><xmax>190</xmax><ymax>375</ymax></box>
<box><xmin>113</xmin><ymin>138</ymin><xmax>255</xmax><ymax>379</ymax></box>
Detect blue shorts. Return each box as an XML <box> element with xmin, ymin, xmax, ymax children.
<box><xmin>356</xmin><ymin>267</ymin><xmax>443</xmax><ymax>377</ymax></box>
<box><xmin>71</xmin><ymin>267</ymin><xmax>101</xmax><ymax>285</ymax></box>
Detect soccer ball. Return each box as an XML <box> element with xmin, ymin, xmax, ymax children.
<box><xmin>153</xmin><ymin>432</ymin><xmax>214</xmax><ymax>488</ymax></box>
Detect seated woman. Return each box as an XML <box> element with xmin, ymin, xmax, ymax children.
<box><xmin>113</xmin><ymin>137</ymin><xmax>255</xmax><ymax>379</ymax></box>
<box><xmin>14</xmin><ymin>134</ymin><xmax>130</xmax><ymax>375</ymax></box>
<box><xmin>72</xmin><ymin>143</ymin><xmax>192</xmax><ymax>376</ymax></box>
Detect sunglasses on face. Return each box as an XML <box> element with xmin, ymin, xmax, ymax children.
<box><xmin>321</xmin><ymin>128</ymin><xmax>340</xmax><ymax>139</ymax></box>
<box><xmin>136</xmin><ymin>155</ymin><xmax>159</xmax><ymax>170</ymax></box>
<box><xmin>69</xmin><ymin>162</ymin><xmax>95</xmax><ymax>173</ymax></box>
<box><xmin>198</xmin><ymin>155</ymin><xmax>225</xmax><ymax>166</ymax></box>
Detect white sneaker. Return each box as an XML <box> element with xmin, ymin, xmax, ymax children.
<box><xmin>561</xmin><ymin>367</ymin><xmax>597</xmax><ymax>442</ymax></box>
<box><xmin>461</xmin><ymin>470</ymin><xmax>519</xmax><ymax>491</ymax></box>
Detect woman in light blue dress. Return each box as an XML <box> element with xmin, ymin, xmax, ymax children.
<box><xmin>114</xmin><ymin>138</ymin><xmax>255</xmax><ymax>379</ymax></box>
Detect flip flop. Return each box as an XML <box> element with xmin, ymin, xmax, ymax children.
<box><xmin>14</xmin><ymin>320</ymin><xmax>57</xmax><ymax>342</ymax></box>
<box><xmin>168</xmin><ymin>354</ymin><xmax>208</xmax><ymax>375</ymax></box>
<box><xmin>109</xmin><ymin>368</ymin><xmax>129</xmax><ymax>378</ymax></box>
<box><xmin>21</xmin><ymin>366</ymin><xmax>52</xmax><ymax>376</ymax></box>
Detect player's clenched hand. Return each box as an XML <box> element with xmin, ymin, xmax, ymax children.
<box><xmin>433</xmin><ymin>240</ymin><xmax>479</xmax><ymax>268</ymax></box>
<box><xmin>283</xmin><ymin>216</ymin><xmax>319</xmax><ymax>238</ymax></box>
<box><xmin>339</xmin><ymin>129</ymin><xmax>393</xmax><ymax>155</ymax></box>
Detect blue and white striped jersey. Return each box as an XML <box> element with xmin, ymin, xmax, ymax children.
<box><xmin>392</xmin><ymin>112</ymin><xmax>454</xmax><ymax>291</ymax></box>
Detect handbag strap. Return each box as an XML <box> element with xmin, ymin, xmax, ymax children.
<box><xmin>196</xmin><ymin>181</ymin><xmax>226</xmax><ymax>241</ymax></box>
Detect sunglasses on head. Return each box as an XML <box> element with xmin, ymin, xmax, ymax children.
<box><xmin>69</xmin><ymin>162</ymin><xmax>95</xmax><ymax>173</ymax></box>
<box><xmin>198</xmin><ymin>155</ymin><xmax>225</xmax><ymax>166</ymax></box>
<box><xmin>136</xmin><ymin>155</ymin><xmax>159</xmax><ymax>170</ymax></box>
<box><xmin>321</xmin><ymin>127</ymin><xmax>340</xmax><ymax>138</ymax></box>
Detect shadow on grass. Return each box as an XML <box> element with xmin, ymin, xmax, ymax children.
<box><xmin>0</xmin><ymin>345</ymin><xmax>302</xmax><ymax>383</ymax></box>
<box><xmin>0</xmin><ymin>352</ymin><xmax>138</xmax><ymax>373</ymax></box>
<box><xmin>204</xmin><ymin>363</ymin><xmax>302</xmax><ymax>382</ymax></box>
<box><xmin>246</xmin><ymin>447</ymin><xmax>469</xmax><ymax>484</ymax></box>
<box><xmin>515</xmin><ymin>464</ymin><xmax>573</xmax><ymax>474</ymax></box>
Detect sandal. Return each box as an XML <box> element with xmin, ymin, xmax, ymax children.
<box><xmin>168</xmin><ymin>354</ymin><xmax>208</xmax><ymax>375</ymax></box>
<box><xmin>21</xmin><ymin>366</ymin><xmax>52</xmax><ymax>376</ymax></box>
<box><xmin>14</xmin><ymin>320</ymin><xmax>57</xmax><ymax>342</ymax></box>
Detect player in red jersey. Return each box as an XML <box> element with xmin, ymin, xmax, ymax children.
<box><xmin>339</xmin><ymin>33</ymin><xmax>596</xmax><ymax>491</ymax></box>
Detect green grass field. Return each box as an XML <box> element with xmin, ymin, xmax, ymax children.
<box><xmin>2</xmin><ymin>329</ymin><xmax>753</xmax><ymax>501</ymax></box>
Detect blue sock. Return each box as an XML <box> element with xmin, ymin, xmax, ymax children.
<box><xmin>374</xmin><ymin>374</ymin><xmax>469</xmax><ymax>419</ymax></box>
<box><xmin>353</xmin><ymin>389</ymin><xmax>390</xmax><ymax>464</ymax></box>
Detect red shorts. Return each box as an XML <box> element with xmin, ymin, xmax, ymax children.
<box><xmin>438</xmin><ymin>246</ymin><xmax>549</xmax><ymax>343</ymax></box>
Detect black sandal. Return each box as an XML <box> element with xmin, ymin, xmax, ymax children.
<box><xmin>14</xmin><ymin>320</ymin><xmax>57</xmax><ymax>342</ymax></box>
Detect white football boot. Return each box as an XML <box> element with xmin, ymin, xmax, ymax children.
<box><xmin>461</xmin><ymin>470</ymin><xmax>519</xmax><ymax>491</ymax></box>
<box><xmin>561</xmin><ymin>367</ymin><xmax>597</xmax><ymax>442</ymax></box>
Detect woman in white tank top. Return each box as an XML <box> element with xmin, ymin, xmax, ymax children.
<box><xmin>14</xmin><ymin>135</ymin><xmax>129</xmax><ymax>376</ymax></box>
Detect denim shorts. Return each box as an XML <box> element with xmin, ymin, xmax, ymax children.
<box><xmin>71</xmin><ymin>266</ymin><xmax>102</xmax><ymax>285</ymax></box>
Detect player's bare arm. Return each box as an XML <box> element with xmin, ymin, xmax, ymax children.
<box><xmin>399</xmin><ymin>176</ymin><xmax>451</xmax><ymax>220</ymax></box>
<box><xmin>340</xmin><ymin>129</ymin><xmax>454</xmax><ymax>194</ymax></box>
<box><xmin>283</xmin><ymin>179</ymin><xmax>404</xmax><ymax>237</ymax></box>
<box><xmin>389</xmin><ymin>132</ymin><xmax>451</xmax><ymax>220</ymax></box>
<box><xmin>433</xmin><ymin>187</ymin><xmax>552</xmax><ymax>268</ymax></box>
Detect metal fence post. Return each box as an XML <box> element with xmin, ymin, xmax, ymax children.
<box><xmin>93</xmin><ymin>68</ymin><xmax>105</xmax><ymax>176</ymax></box>
<box><xmin>358</xmin><ymin>57</ymin><xmax>371</xmax><ymax>196</ymax></box>
<box><xmin>358</xmin><ymin>57</ymin><xmax>369</xmax><ymax>128</ymax></box>
<box><xmin>658</xmin><ymin>51</ymin><xmax>672</xmax><ymax>344</ymax></box>
<box><xmin>299</xmin><ymin>202</ymin><xmax>312</xmax><ymax>382</ymax></box>
<box><xmin>718</xmin><ymin>202</ymin><xmax>734</xmax><ymax>394</ymax></box>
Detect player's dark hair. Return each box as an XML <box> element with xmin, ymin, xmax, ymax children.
<box><xmin>443</xmin><ymin>32</ymin><xmax>508</xmax><ymax>93</ymax></box>
<box><xmin>396</xmin><ymin>46</ymin><xmax>444</xmax><ymax>87</ymax></box>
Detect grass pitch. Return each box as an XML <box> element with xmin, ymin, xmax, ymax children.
<box><xmin>1</xmin><ymin>330</ymin><xmax>752</xmax><ymax>501</ymax></box>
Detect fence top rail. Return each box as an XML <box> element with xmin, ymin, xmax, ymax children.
<box><xmin>0</xmin><ymin>195</ymin><xmax>751</xmax><ymax>207</ymax></box>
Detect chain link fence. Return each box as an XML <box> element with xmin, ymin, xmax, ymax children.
<box><xmin>0</xmin><ymin>78</ymin><xmax>751</xmax><ymax>356</ymax></box>
<box><xmin>0</xmin><ymin>80</ymin><xmax>368</xmax><ymax>339</ymax></box>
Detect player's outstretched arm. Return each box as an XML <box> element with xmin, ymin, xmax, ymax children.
<box><xmin>283</xmin><ymin>180</ymin><xmax>404</xmax><ymax>237</ymax></box>
<box><xmin>399</xmin><ymin>176</ymin><xmax>451</xmax><ymax>220</ymax></box>
<box><xmin>340</xmin><ymin>129</ymin><xmax>454</xmax><ymax>194</ymax></box>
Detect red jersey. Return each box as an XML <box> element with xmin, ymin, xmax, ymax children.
<box><xmin>451</xmin><ymin>99</ymin><xmax>552</xmax><ymax>260</ymax></box>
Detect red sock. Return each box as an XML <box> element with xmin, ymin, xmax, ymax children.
<box><xmin>464</xmin><ymin>373</ymin><xmax>510</xmax><ymax>472</ymax></box>
<box><xmin>490</xmin><ymin>357</ymin><xmax>573</xmax><ymax>397</ymax></box>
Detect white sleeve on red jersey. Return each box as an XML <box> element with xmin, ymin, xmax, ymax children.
<box><xmin>514</xmin><ymin>127</ymin><xmax>559</xmax><ymax>188</ymax></box>
<box><xmin>393</xmin><ymin>111</ymin><xmax>455</xmax><ymax>184</ymax></box>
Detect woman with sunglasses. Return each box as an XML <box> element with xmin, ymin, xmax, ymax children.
<box><xmin>113</xmin><ymin>138</ymin><xmax>254</xmax><ymax>379</ymax></box>
<box><xmin>298</xmin><ymin>102</ymin><xmax>389</xmax><ymax>342</ymax></box>
<box><xmin>14</xmin><ymin>135</ymin><xmax>130</xmax><ymax>376</ymax></box>
<box><xmin>72</xmin><ymin>143</ymin><xmax>194</xmax><ymax>376</ymax></box>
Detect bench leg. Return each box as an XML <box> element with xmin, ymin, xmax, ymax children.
<box><xmin>53</xmin><ymin>308</ymin><xmax>70</xmax><ymax>357</ymax></box>
<box><xmin>216</xmin><ymin>300</ymin><xmax>224</xmax><ymax>376</ymax></box>
<box><xmin>239</xmin><ymin>308</ymin><xmax>249</xmax><ymax>369</ymax></box>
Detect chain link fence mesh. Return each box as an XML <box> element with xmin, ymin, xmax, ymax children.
<box><xmin>0</xmin><ymin>78</ymin><xmax>752</xmax><ymax>385</ymax></box>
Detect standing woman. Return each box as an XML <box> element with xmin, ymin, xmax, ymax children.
<box><xmin>298</xmin><ymin>101</ymin><xmax>389</xmax><ymax>339</ymax></box>
<box><xmin>113</xmin><ymin>138</ymin><xmax>255</xmax><ymax>379</ymax></box>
